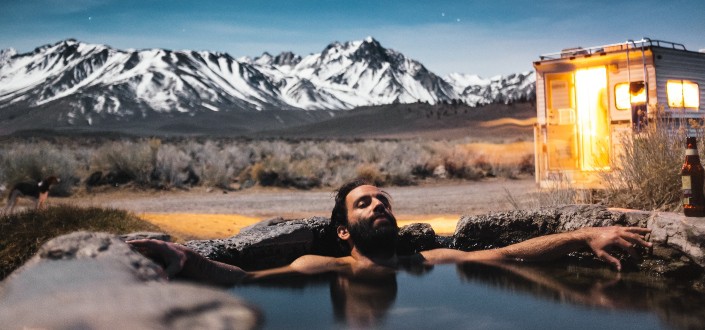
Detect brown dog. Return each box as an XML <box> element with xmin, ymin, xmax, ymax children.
<box><xmin>4</xmin><ymin>176</ymin><xmax>60</xmax><ymax>213</ymax></box>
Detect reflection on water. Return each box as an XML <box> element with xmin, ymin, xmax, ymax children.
<box><xmin>330</xmin><ymin>273</ymin><xmax>397</xmax><ymax>328</ymax></box>
<box><xmin>231</xmin><ymin>262</ymin><xmax>705</xmax><ymax>329</ymax></box>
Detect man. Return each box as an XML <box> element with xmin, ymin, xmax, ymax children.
<box><xmin>128</xmin><ymin>179</ymin><xmax>652</xmax><ymax>286</ymax></box>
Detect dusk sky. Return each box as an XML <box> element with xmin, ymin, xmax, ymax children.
<box><xmin>2</xmin><ymin>0</ymin><xmax>704</xmax><ymax>77</ymax></box>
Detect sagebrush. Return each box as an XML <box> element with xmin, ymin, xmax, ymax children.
<box><xmin>0</xmin><ymin>138</ymin><xmax>534</xmax><ymax>192</ymax></box>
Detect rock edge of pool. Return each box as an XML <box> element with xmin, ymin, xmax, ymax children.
<box><xmin>1</xmin><ymin>204</ymin><xmax>704</xmax><ymax>329</ymax></box>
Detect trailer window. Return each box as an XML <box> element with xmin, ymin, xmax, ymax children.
<box><xmin>667</xmin><ymin>80</ymin><xmax>699</xmax><ymax>109</ymax></box>
<box><xmin>615</xmin><ymin>81</ymin><xmax>646</xmax><ymax>110</ymax></box>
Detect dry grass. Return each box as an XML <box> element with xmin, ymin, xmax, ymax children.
<box><xmin>600</xmin><ymin>107</ymin><xmax>697</xmax><ymax>211</ymax></box>
<box><xmin>0</xmin><ymin>205</ymin><xmax>162</xmax><ymax>280</ymax></box>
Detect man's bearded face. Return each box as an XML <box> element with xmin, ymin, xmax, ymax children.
<box><xmin>347</xmin><ymin>211</ymin><xmax>399</xmax><ymax>256</ymax></box>
<box><xmin>344</xmin><ymin>185</ymin><xmax>399</xmax><ymax>256</ymax></box>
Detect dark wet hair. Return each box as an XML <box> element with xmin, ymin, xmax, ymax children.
<box><xmin>330</xmin><ymin>178</ymin><xmax>371</xmax><ymax>230</ymax></box>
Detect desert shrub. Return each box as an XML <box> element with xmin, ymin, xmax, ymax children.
<box><xmin>488</xmin><ymin>157</ymin><xmax>533</xmax><ymax>180</ymax></box>
<box><xmin>282</xmin><ymin>158</ymin><xmax>324</xmax><ymax>189</ymax></box>
<box><xmin>1</xmin><ymin>136</ymin><xmax>535</xmax><ymax>191</ymax></box>
<box><xmin>440</xmin><ymin>145</ymin><xmax>483</xmax><ymax>180</ymax></box>
<box><xmin>254</xmin><ymin>154</ymin><xmax>288</xmax><ymax>186</ymax></box>
<box><xmin>355</xmin><ymin>163</ymin><xmax>385</xmax><ymax>186</ymax></box>
<box><xmin>0</xmin><ymin>142</ymin><xmax>78</xmax><ymax>196</ymax></box>
<box><xmin>223</xmin><ymin>144</ymin><xmax>255</xmax><ymax>178</ymax></box>
<box><xmin>600</xmin><ymin>114</ymin><xmax>688</xmax><ymax>211</ymax></box>
<box><xmin>0</xmin><ymin>205</ymin><xmax>161</xmax><ymax>280</ymax></box>
<box><xmin>324</xmin><ymin>163</ymin><xmax>359</xmax><ymax>188</ymax></box>
<box><xmin>200</xmin><ymin>157</ymin><xmax>233</xmax><ymax>189</ymax></box>
<box><xmin>93</xmin><ymin>140</ymin><xmax>156</xmax><ymax>186</ymax></box>
<box><xmin>471</xmin><ymin>155</ymin><xmax>494</xmax><ymax>177</ymax></box>
<box><xmin>356</xmin><ymin>140</ymin><xmax>391</xmax><ymax>164</ymax></box>
<box><xmin>243</xmin><ymin>162</ymin><xmax>264</xmax><ymax>185</ymax></box>
<box><xmin>517</xmin><ymin>154</ymin><xmax>535</xmax><ymax>174</ymax></box>
<box><xmin>377</xmin><ymin>142</ymin><xmax>425</xmax><ymax>185</ymax></box>
<box><xmin>324</xmin><ymin>141</ymin><xmax>357</xmax><ymax>163</ymax></box>
<box><xmin>154</xmin><ymin>144</ymin><xmax>192</xmax><ymax>188</ymax></box>
<box><xmin>181</xmin><ymin>141</ymin><xmax>235</xmax><ymax>189</ymax></box>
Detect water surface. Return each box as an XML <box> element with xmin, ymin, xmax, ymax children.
<box><xmin>231</xmin><ymin>262</ymin><xmax>703</xmax><ymax>329</ymax></box>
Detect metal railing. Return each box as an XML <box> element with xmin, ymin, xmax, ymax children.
<box><xmin>539</xmin><ymin>38</ymin><xmax>687</xmax><ymax>60</ymax></box>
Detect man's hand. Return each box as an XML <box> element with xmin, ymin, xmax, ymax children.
<box><xmin>128</xmin><ymin>239</ymin><xmax>188</xmax><ymax>279</ymax></box>
<box><xmin>579</xmin><ymin>226</ymin><xmax>652</xmax><ymax>271</ymax></box>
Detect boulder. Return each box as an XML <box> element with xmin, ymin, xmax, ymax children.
<box><xmin>453</xmin><ymin>205</ymin><xmax>705</xmax><ymax>286</ymax></box>
<box><xmin>452</xmin><ymin>204</ymin><xmax>640</xmax><ymax>250</ymax></box>
<box><xmin>185</xmin><ymin>216</ymin><xmax>342</xmax><ymax>269</ymax></box>
<box><xmin>182</xmin><ymin>206</ymin><xmax>705</xmax><ymax>284</ymax></box>
<box><xmin>647</xmin><ymin>211</ymin><xmax>705</xmax><ymax>268</ymax></box>
<box><xmin>0</xmin><ymin>232</ymin><xmax>262</xmax><ymax>329</ymax></box>
<box><xmin>397</xmin><ymin>223</ymin><xmax>440</xmax><ymax>255</ymax></box>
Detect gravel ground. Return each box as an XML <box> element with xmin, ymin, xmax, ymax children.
<box><xmin>61</xmin><ymin>177</ymin><xmax>538</xmax><ymax>219</ymax></box>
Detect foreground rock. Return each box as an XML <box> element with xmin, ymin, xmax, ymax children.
<box><xmin>0</xmin><ymin>232</ymin><xmax>262</xmax><ymax>329</ymax></box>
<box><xmin>4</xmin><ymin>205</ymin><xmax>704</xmax><ymax>327</ymax></box>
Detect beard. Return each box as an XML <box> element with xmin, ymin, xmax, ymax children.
<box><xmin>347</xmin><ymin>213</ymin><xmax>399</xmax><ymax>258</ymax></box>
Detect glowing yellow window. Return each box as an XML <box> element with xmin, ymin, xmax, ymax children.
<box><xmin>667</xmin><ymin>80</ymin><xmax>700</xmax><ymax>109</ymax></box>
<box><xmin>615</xmin><ymin>81</ymin><xmax>646</xmax><ymax>110</ymax></box>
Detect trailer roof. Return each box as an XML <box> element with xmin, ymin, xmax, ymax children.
<box><xmin>538</xmin><ymin>38</ymin><xmax>687</xmax><ymax>61</ymax></box>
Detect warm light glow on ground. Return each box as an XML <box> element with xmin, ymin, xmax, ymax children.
<box><xmin>139</xmin><ymin>213</ymin><xmax>461</xmax><ymax>240</ymax></box>
<box><xmin>139</xmin><ymin>213</ymin><xmax>262</xmax><ymax>240</ymax></box>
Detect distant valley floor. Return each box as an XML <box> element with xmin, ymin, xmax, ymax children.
<box><xmin>1</xmin><ymin>102</ymin><xmax>536</xmax><ymax>141</ymax></box>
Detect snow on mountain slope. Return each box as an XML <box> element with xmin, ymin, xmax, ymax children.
<box><xmin>0</xmin><ymin>38</ymin><xmax>535</xmax><ymax>125</ymax></box>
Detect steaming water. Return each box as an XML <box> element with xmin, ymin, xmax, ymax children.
<box><xmin>231</xmin><ymin>263</ymin><xmax>703</xmax><ymax>329</ymax></box>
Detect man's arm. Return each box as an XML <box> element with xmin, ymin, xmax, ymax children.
<box><xmin>128</xmin><ymin>239</ymin><xmax>346</xmax><ymax>285</ymax></box>
<box><xmin>420</xmin><ymin>226</ymin><xmax>652</xmax><ymax>271</ymax></box>
<box><xmin>128</xmin><ymin>239</ymin><xmax>248</xmax><ymax>286</ymax></box>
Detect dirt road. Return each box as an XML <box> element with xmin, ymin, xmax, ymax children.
<box><xmin>68</xmin><ymin>178</ymin><xmax>535</xmax><ymax>217</ymax></box>
<box><xmin>55</xmin><ymin>178</ymin><xmax>538</xmax><ymax>238</ymax></box>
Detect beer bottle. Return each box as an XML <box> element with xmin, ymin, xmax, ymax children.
<box><xmin>681</xmin><ymin>136</ymin><xmax>705</xmax><ymax>217</ymax></box>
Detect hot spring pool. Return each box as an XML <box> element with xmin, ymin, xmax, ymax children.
<box><xmin>230</xmin><ymin>262</ymin><xmax>704</xmax><ymax>329</ymax></box>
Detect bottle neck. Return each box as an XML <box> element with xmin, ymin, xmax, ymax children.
<box><xmin>687</xmin><ymin>149</ymin><xmax>698</xmax><ymax>156</ymax></box>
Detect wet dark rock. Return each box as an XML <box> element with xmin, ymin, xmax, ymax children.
<box><xmin>0</xmin><ymin>232</ymin><xmax>262</xmax><ymax>329</ymax></box>
<box><xmin>397</xmin><ymin>223</ymin><xmax>440</xmax><ymax>255</ymax></box>
<box><xmin>453</xmin><ymin>205</ymin><xmax>705</xmax><ymax>288</ymax></box>
<box><xmin>185</xmin><ymin>216</ymin><xmax>341</xmax><ymax>269</ymax></box>
<box><xmin>453</xmin><ymin>204</ymin><xmax>641</xmax><ymax>251</ymax></box>
<box><xmin>182</xmin><ymin>205</ymin><xmax>704</xmax><ymax>287</ymax></box>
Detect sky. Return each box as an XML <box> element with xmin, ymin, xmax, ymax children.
<box><xmin>1</xmin><ymin>0</ymin><xmax>704</xmax><ymax>78</ymax></box>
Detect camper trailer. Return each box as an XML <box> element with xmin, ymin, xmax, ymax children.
<box><xmin>533</xmin><ymin>38</ymin><xmax>705</xmax><ymax>188</ymax></box>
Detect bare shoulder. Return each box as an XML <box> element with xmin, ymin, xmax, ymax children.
<box><xmin>290</xmin><ymin>255</ymin><xmax>353</xmax><ymax>274</ymax></box>
<box><xmin>247</xmin><ymin>255</ymin><xmax>351</xmax><ymax>280</ymax></box>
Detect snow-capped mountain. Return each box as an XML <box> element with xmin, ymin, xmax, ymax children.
<box><xmin>0</xmin><ymin>38</ymin><xmax>534</xmax><ymax>125</ymax></box>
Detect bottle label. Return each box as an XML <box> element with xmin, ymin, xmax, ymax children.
<box><xmin>683</xmin><ymin>175</ymin><xmax>692</xmax><ymax>190</ymax></box>
<box><xmin>686</xmin><ymin>149</ymin><xmax>697</xmax><ymax>156</ymax></box>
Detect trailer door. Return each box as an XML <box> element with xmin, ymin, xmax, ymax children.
<box><xmin>545</xmin><ymin>67</ymin><xmax>611</xmax><ymax>172</ymax></box>
<box><xmin>575</xmin><ymin>66</ymin><xmax>610</xmax><ymax>171</ymax></box>
<box><xmin>545</xmin><ymin>72</ymin><xmax>578</xmax><ymax>170</ymax></box>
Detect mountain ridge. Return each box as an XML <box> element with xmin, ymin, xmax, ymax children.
<box><xmin>0</xmin><ymin>38</ymin><xmax>535</xmax><ymax>129</ymax></box>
